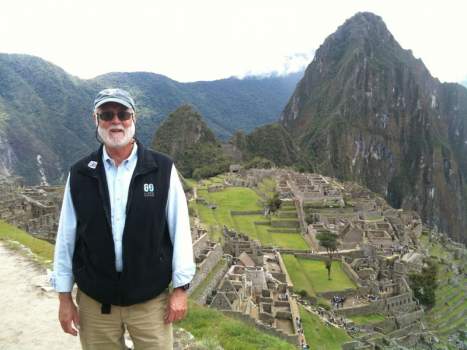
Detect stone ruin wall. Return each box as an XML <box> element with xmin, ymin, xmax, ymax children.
<box><xmin>0</xmin><ymin>177</ymin><xmax>62</xmax><ymax>242</ymax></box>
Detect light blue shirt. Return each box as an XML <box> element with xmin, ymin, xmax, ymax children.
<box><xmin>51</xmin><ymin>143</ymin><xmax>195</xmax><ymax>291</ymax></box>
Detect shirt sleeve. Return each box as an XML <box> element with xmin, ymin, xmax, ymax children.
<box><xmin>166</xmin><ymin>164</ymin><xmax>196</xmax><ymax>288</ymax></box>
<box><xmin>50</xmin><ymin>174</ymin><xmax>77</xmax><ymax>292</ymax></box>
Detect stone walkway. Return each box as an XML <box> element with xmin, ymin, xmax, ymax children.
<box><xmin>0</xmin><ymin>242</ymin><xmax>81</xmax><ymax>350</ymax></box>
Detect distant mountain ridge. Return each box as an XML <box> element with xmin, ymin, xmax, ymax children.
<box><xmin>0</xmin><ymin>53</ymin><xmax>302</xmax><ymax>184</ymax></box>
<box><xmin>279</xmin><ymin>12</ymin><xmax>467</xmax><ymax>242</ymax></box>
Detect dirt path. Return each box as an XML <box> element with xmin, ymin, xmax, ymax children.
<box><xmin>0</xmin><ymin>242</ymin><xmax>81</xmax><ymax>350</ymax></box>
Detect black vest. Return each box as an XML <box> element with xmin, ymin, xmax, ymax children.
<box><xmin>69</xmin><ymin>142</ymin><xmax>174</xmax><ymax>306</ymax></box>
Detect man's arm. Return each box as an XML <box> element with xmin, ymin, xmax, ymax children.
<box><xmin>51</xmin><ymin>175</ymin><xmax>80</xmax><ymax>335</ymax></box>
<box><xmin>164</xmin><ymin>164</ymin><xmax>196</xmax><ymax>324</ymax></box>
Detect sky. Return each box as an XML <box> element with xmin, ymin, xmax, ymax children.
<box><xmin>0</xmin><ymin>0</ymin><xmax>466</xmax><ymax>83</ymax></box>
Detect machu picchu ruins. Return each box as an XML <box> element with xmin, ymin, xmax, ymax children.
<box><xmin>1</xmin><ymin>166</ymin><xmax>465</xmax><ymax>349</ymax></box>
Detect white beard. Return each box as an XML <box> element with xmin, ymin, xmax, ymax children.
<box><xmin>97</xmin><ymin>122</ymin><xmax>135</xmax><ymax>148</ymax></box>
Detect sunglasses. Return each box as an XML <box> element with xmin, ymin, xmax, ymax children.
<box><xmin>97</xmin><ymin>111</ymin><xmax>134</xmax><ymax>122</ymax></box>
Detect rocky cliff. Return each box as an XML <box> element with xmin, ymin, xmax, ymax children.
<box><xmin>280</xmin><ymin>12</ymin><xmax>467</xmax><ymax>242</ymax></box>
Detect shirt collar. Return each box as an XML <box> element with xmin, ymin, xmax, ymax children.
<box><xmin>102</xmin><ymin>142</ymin><xmax>138</xmax><ymax>169</ymax></box>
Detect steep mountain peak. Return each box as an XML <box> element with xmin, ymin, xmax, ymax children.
<box><xmin>279</xmin><ymin>12</ymin><xmax>467</xmax><ymax>243</ymax></box>
<box><xmin>313</xmin><ymin>11</ymin><xmax>399</xmax><ymax>70</ymax></box>
<box><xmin>338</xmin><ymin>11</ymin><xmax>390</xmax><ymax>38</ymax></box>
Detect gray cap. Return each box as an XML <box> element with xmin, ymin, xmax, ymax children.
<box><xmin>94</xmin><ymin>88</ymin><xmax>136</xmax><ymax>111</ymax></box>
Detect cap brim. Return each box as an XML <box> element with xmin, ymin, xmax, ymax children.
<box><xmin>94</xmin><ymin>98</ymin><xmax>133</xmax><ymax>111</ymax></box>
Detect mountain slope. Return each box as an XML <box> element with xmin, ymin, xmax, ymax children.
<box><xmin>280</xmin><ymin>12</ymin><xmax>467</xmax><ymax>242</ymax></box>
<box><xmin>151</xmin><ymin>105</ymin><xmax>229</xmax><ymax>178</ymax></box>
<box><xmin>0</xmin><ymin>53</ymin><xmax>301</xmax><ymax>184</ymax></box>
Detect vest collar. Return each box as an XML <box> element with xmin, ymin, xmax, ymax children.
<box><xmin>77</xmin><ymin>139</ymin><xmax>158</xmax><ymax>178</ymax></box>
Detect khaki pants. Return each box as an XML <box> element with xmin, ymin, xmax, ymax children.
<box><xmin>77</xmin><ymin>289</ymin><xmax>173</xmax><ymax>350</ymax></box>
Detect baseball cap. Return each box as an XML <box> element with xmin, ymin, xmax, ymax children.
<box><xmin>94</xmin><ymin>88</ymin><xmax>136</xmax><ymax>111</ymax></box>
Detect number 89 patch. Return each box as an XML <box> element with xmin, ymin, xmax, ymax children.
<box><xmin>143</xmin><ymin>183</ymin><xmax>155</xmax><ymax>197</ymax></box>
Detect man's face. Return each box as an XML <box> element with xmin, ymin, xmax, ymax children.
<box><xmin>95</xmin><ymin>102</ymin><xmax>135</xmax><ymax>149</ymax></box>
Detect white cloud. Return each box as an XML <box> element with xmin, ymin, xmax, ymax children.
<box><xmin>0</xmin><ymin>0</ymin><xmax>466</xmax><ymax>83</ymax></box>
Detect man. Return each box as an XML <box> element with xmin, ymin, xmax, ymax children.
<box><xmin>51</xmin><ymin>88</ymin><xmax>195</xmax><ymax>349</ymax></box>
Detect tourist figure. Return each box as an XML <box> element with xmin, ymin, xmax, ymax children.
<box><xmin>51</xmin><ymin>88</ymin><xmax>195</xmax><ymax>349</ymax></box>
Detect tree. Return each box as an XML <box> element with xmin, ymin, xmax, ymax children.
<box><xmin>305</xmin><ymin>212</ymin><xmax>318</xmax><ymax>225</ymax></box>
<box><xmin>316</xmin><ymin>230</ymin><xmax>338</xmax><ymax>280</ymax></box>
<box><xmin>266</xmin><ymin>192</ymin><xmax>282</xmax><ymax>213</ymax></box>
<box><xmin>408</xmin><ymin>258</ymin><xmax>438</xmax><ymax>308</ymax></box>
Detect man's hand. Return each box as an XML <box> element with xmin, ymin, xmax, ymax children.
<box><xmin>58</xmin><ymin>292</ymin><xmax>80</xmax><ymax>336</ymax></box>
<box><xmin>164</xmin><ymin>288</ymin><xmax>188</xmax><ymax>324</ymax></box>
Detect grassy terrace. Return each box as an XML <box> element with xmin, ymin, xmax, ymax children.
<box><xmin>418</xmin><ymin>233</ymin><xmax>467</xmax><ymax>342</ymax></box>
<box><xmin>180</xmin><ymin>301</ymin><xmax>294</xmax><ymax>350</ymax></box>
<box><xmin>299</xmin><ymin>305</ymin><xmax>351</xmax><ymax>350</ymax></box>
<box><xmin>192</xmin><ymin>179</ymin><xmax>309</xmax><ymax>250</ymax></box>
<box><xmin>348</xmin><ymin>314</ymin><xmax>385</xmax><ymax>325</ymax></box>
<box><xmin>0</xmin><ymin>220</ymin><xmax>54</xmax><ymax>267</ymax></box>
<box><xmin>0</xmin><ymin>220</ymin><xmax>295</xmax><ymax>350</ymax></box>
<box><xmin>282</xmin><ymin>254</ymin><xmax>357</xmax><ymax>295</ymax></box>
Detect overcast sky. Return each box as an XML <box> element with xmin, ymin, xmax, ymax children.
<box><xmin>1</xmin><ymin>0</ymin><xmax>466</xmax><ymax>83</ymax></box>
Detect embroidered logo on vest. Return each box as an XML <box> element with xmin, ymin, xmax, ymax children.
<box><xmin>88</xmin><ymin>161</ymin><xmax>98</xmax><ymax>169</ymax></box>
<box><xmin>143</xmin><ymin>183</ymin><xmax>155</xmax><ymax>197</ymax></box>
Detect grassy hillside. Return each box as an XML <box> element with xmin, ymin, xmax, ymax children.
<box><xmin>0</xmin><ymin>220</ymin><xmax>54</xmax><ymax>266</ymax></box>
<box><xmin>299</xmin><ymin>305</ymin><xmax>351</xmax><ymax>350</ymax></box>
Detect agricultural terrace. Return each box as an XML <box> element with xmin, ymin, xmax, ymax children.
<box><xmin>192</xmin><ymin>177</ymin><xmax>309</xmax><ymax>250</ymax></box>
<box><xmin>348</xmin><ymin>313</ymin><xmax>385</xmax><ymax>326</ymax></box>
<box><xmin>418</xmin><ymin>234</ymin><xmax>467</xmax><ymax>342</ymax></box>
<box><xmin>282</xmin><ymin>254</ymin><xmax>357</xmax><ymax>296</ymax></box>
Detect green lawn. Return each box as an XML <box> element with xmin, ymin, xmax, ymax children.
<box><xmin>348</xmin><ymin>313</ymin><xmax>385</xmax><ymax>325</ymax></box>
<box><xmin>194</xmin><ymin>184</ymin><xmax>309</xmax><ymax>250</ymax></box>
<box><xmin>283</xmin><ymin>255</ymin><xmax>357</xmax><ymax>294</ymax></box>
<box><xmin>282</xmin><ymin>254</ymin><xmax>316</xmax><ymax>297</ymax></box>
<box><xmin>299</xmin><ymin>305</ymin><xmax>351</xmax><ymax>350</ymax></box>
<box><xmin>271</xmin><ymin>233</ymin><xmax>309</xmax><ymax>250</ymax></box>
<box><xmin>0</xmin><ymin>220</ymin><xmax>54</xmax><ymax>266</ymax></box>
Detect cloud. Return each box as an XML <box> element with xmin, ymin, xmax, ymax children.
<box><xmin>237</xmin><ymin>50</ymin><xmax>314</xmax><ymax>79</ymax></box>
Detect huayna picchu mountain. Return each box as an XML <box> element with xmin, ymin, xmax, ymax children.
<box><xmin>280</xmin><ymin>12</ymin><xmax>467</xmax><ymax>243</ymax></box>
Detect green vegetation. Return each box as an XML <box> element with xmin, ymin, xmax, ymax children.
<box><xmin>408</xmin><ymin>258</ymin><xmax>438</xmax><ymax>307</ymax></box>
<box><xmin>315</xmin><ymin>230</ymin><xmax>338</xmax><ymax>280</ymax></box>
<box><xmin>232</xmin><ymin>124</ymin><xmax>312</xmax><ymax>170</ymax></box>
<box><xmin>282</xmin><ymin>254</ymin><xmax>316</xmax><ymax>298</ymax></box>
<box><xmin>190</xmin><ymin>259</ymin><xmax>227</xmax><ymax>301</ymax></box>
<box><xmin>244</xmin><ymin>156</ymin><xmax>275</xmax><ymax>169</ymax></box>
<box><xmin>299</xmin><ymin>305</ymin><xmax>351</xmax><ymax>350</ymax></box>
<box><xmin>179</xmin><ymin>301</ymin><xmax>295</xmax><ymax>350</ymax></box>
<box><xmin>152</xmin><ymin>105</ymin><xmax>230</xmax><ymax>179</ymax></box>
<box><xmin>418</xmin><ymin>233</ymin><xmax>466</xmax><ymax>344</ymax></box>
<box><xmin>192</xmin><ymin>181</ymin><xmax>309</xmax><ymax>249</ymax></box>
<box><xmin>283</xmin><ymin>255</ymin><xmax>357</xmax><ymax>294</ymax></box>
<box><xmin>0</xmin><ymin>220</ymin><xmax>53</xmax><ymax>266</ymax></box>
<box><xmin>0</xmin><ymin>220</ymin><xmax>294</xmax><ymax>349</ymax></box>
<box><xmin>348</xmin><ymin>314</ymin><xmax>385</xmax><ymax>325</ymax></box>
